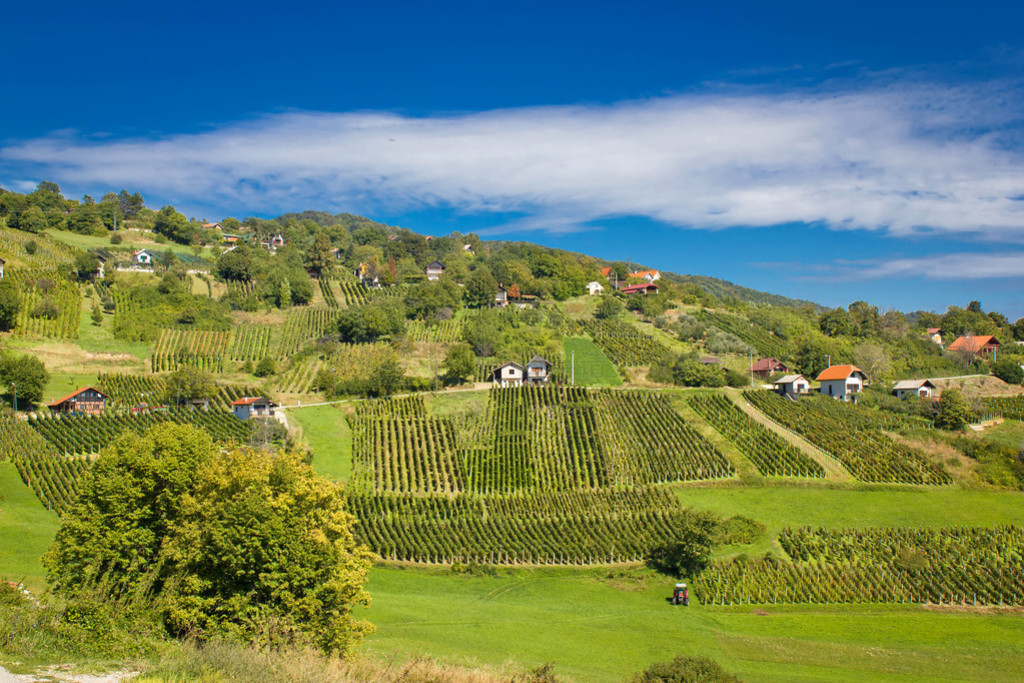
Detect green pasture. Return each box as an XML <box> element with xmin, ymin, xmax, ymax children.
<box><xmin>0</xmin><ymin>463</ymin><xmax>60</xmax><ymax>592</ymax></box>
<box><xmin>562</xmin><ymin>336</ymin><xmax>622</xmax><ymax>386</ymax></box>
<box><xmin>361</xmin><ymin>565</ymin><xmax>1024</xmax><ymax>682</ymax></box>
<box><xmin>45</xmin><ymin>229</ymin><xmax>215</xmax><ymax>260</ymax></box>
<box><xmin>287</xmin><ymin>404</ymin><xmax>354</xmax><ymax>483</ymax></box>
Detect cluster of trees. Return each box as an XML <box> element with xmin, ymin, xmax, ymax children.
<box><xmin>0</xmin><ymin>347</ymin><xmax>50</xmax><ymax>408</ymax></box>
<box><xmin>649</xmin><ymin>353</ymin><xmax>748</xmax><ymax>388</ymax></box>
<box><xmin>44</xmin><ymin>423</ymin><xmax>374</xmax><ymax>655</ymax></box>
<box><xmin>0</xmin><ymin>182</ymin><xmax>145</xmax><ymax>236</ymax></box>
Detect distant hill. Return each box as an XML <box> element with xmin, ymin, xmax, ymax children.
<box><xmin>662</xmin><ymin>272</ymin><xmax>823</xmax><ymax>311</ymax></box>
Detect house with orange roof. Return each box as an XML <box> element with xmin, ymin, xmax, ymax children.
<box><xmin>48</xmin><ymin>386</ymin><xmax>108</xmax><ymax>415</ymax></box>
<box><xmin>926</xmin><ymin>327</ymin><xmax>943</xmax><ymax>346</ymax></box>
<box><xmin>629</xmin><ymin>269</ymin><xmax>660</xmax><ymax>283</ymax></box>
<box><xmin>815</xmin><ymin>365</ymin><xmax>867</xmax><ymax>401</ymax></box>
<box><xmin>947</xmin><ymin>335</ymin><xmax>1000</xmax><ymax>359</ymax></box>
<box><xmin>202</xmin><ymin>222</ymin><xmax>223</xmax><ymax>231</ymax></box>
<box><xmin>621</xmin><ymin>283</ymin><xmax>659</xmax><ymax>296</ymax></box>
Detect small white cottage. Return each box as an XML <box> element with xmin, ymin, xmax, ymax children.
<box><xmin>892</xmin><ymin>379</ymin><xmax>936</xmax><ymax>399</ymax></box>
<box><xmin>773</xmin><ymin>374</ymin><xmax>810</xmax><ymax>398</ymax></box>
<box><xmin>586</xmin><ymin>281</ymin><xmax>605</xmax><ymax>296</ymax></box>
<box><xmin>491</xmin><ymin>361</ymin><xmax>525</xmax><ymax>387</ymax></box>
<box><xmin>231</xmin><ymin>396</ymin><xmax>278</xmax><ymax>420</ymax></box>
<box><xmin>525</xmin><ymin>356</ymin><xmax>553</xmax><ymax>385</ymax></box>
<box><xmin>816</xmin><ymin>365</ymin><xmax>867</xmax><ymax>401</ymax></box>
<box><xmin>425</xmin><ymin>260</ymin><xmax>445</xmax><ymax>281</ymax></box>
<box><xmin>132</xmin><ymin>249</ymin><xmax>156</xmax><ymax>267</ymax></box>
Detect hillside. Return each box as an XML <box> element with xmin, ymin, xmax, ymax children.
<box><xmin>0</xmin><ymin>183</ymin><xmax>1023</xmax><ymax>681</ymax></box>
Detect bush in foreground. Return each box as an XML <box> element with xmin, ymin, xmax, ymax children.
<box><xmin>633</xmin><ymin>655</ymin><xmax>741</xmax><ymax>683</ymax></box>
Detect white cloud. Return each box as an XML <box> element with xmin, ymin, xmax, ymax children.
<box><xmin>781</xmin><ymin>251</ymin><xmax>1024</xmax><ymax>281</ymax></box>
<box><xmin>3</xmin><ymin>80</ymin><xmax>1024</xmax><ymax>237</ymax></box>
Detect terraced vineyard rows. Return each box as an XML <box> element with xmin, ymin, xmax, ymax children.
<box><xmin>984</xmin><ymin>395</ymin><xmax>1024</xmax><ymax>421</ymax></box>
<box><xmin>276</xmin><ymin>307</ymin><xmax>339</xmax><ymax>355</ymax></box>
<box><xmin>97</xmin><ymin>372</ymin><xmax>258</xmax><ymax>408</ymax></box>
<box><xmin>350</xmin><ymin>488</ymin><xmax>705</xmax><ymax>565</ymax></box>
<box><xmin>406</xmin><ymin>318</ymin><xmax>462</xmax><ymax>343</ymax></box>
<box><xmin>698</xmin><ymin>526</ymin><xmax>1024</xmax><ymax>606</ymax></box>
<box><xmin>0</xmin><ymin>227</ymin><xmax>78</xmax><ymax>268</ymax></box>
<box><xmin>1</xmin><ymin>410</ymin><xmax>87</xmax><ymax>513</ymax></box>
<box><xmin>743</xmin><ymin>390</ymin><xmax>951</xmax><ymax>485</ymax></box>
<box><xmin>347</xmin><ymin>388</ymin><xmax>732</xmax><ymax>565</ymax></box>
<box><xmin>6</xmin><ymin>271</ymin><xmax>81</xmax><ymax>339</ymax></box>
<box><xmin>318</xmin><ymin>278</ymin><xmax>340</xmax><ymax>307</ymax></box>
<box><xmin>688</xmin><ymin>393</ymin><xmax>825</xmax><ymax>478</ymax></box>
<box><xmin>229</xmin><ymin>324</ymin><xmax>272</xmax><ymax>361</ymax></box>
<box><xmin>581</xmin><ymin>319</ymin><xmax>669</xmax><ymax>366</ymax></box>
<box><xmin>28</xmin><ymin>408</ymin><xmax>252</xmax><ymax>457</ymax></box>
<box><xmin>275</xmin><ymin>357</ymin><xmax>324</xmax><ymax>393</ymax></box>
<box><xmin>695</xmin><ymin>310</ymin><xmax>790</xmax><ymax>359</ymax></box>
<box><xmin>337</xmin><ymin>279</ymin><xmax>369</xmax><ymax>307</ymax></box>
<box><xmin>150</xmin><ymin>329</ymin><xmax>232</xmax><ymax>372</ymax></box>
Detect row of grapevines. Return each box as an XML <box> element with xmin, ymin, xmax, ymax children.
<box><xmin>581</xmin><ymin>319</ymin><xmax>669</xmax><ymax>366</ymax></box>
<box><xmin>318</xmin><ymin>278</ymin><xmax>340</xmax><ymax>307</ymax></box>
<box><xmin>983</xmin><ymin>395</ymin><xmax>1024</xmax><ymax>421</ymax></box>
<box><xmin>406</xmin><ymin>318</ymin><xmax>463</xmax><ymax>343</ymax></box>
<box><xmin>97</xmin><ymin>372</ymin><xmax>258</xmax><ymax>409</ymax></box>
<box><xmin>687</xmin><ymin>393</ymin><xmax>824</xmax><ymax>477</ymax></box>
<box><xmin>6</xmin><ymin>270</ymin><xmax>81</xmax><ymax>339</ymax></box>
<box><xmin>0</xmin><ymin>409</ymin><xmax>89</xmax><ymax>514</ymax></box>
<box><xmin>697</xmin><ymin>525</ymin><xmax>1024</xmax><ymax>606</ymax></box>
<box><xmin>275</xmin><ymin>357</ymin><xmax>324</xmax><ymax>393</ymax></box>
<box><xmin>743</xmin><ymin>390</ymin><xmax>951</xmax><ymax>485</ymax></box>
<box><xmin>150</xmin><ymin>329</ymin><xmax>232</xmax><ymax>372</ymax></box>
<box><xmin>276</xmin><ymin>306</ymin><xmax>339</xmax><ymax>356</ymax></box>
<box><xmin>694</xmin><ymin>310</ymin><xmax>790</xmax><ymax>359</ymax></box>
<box><xmin>229</xmin><ymin>324</ymin><xmax>272</xmax><ymax>361</ymax></box>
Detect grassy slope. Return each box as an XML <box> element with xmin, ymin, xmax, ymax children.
<box><xmin>287</xmin><ymin>404</ymin><xmax>354</xmax><ymax>482</ymax></box>
<box><xmin>562</xmin><ymin>337</ymin><xmax>621</xmax><ymax>387</ymax></box>
<box><xmin>361</xmin><ymin>566</ymin><xmax>1024</xmax><ymax>682</ymax></box>
<box><xmin>45</xmin><ymin>229</ymin><xmax>215</xmax><ymax>259</ymax></box>
<box><xmin>0</xmin><ymin>463</ymin><xmax>60</xmax><ymax>592</ymax></box>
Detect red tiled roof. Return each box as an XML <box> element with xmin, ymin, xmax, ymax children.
<box><xmin>947</xmin><ymin>335</ymin><xmax>999</xmax><ymax>353</ymax></box>
<box><xmin>750</xmin><ymin>357</ymin><xmax>786</xmax><ymax>372</ymax></box>
<box><xmin>231</xmin><ymin>396</ymin><xmax>276</xmax><ymax>406</ymax></box>
<box><xmin>815</xmin><ymin>365</ymin><xmax>866</xmax><ymax>381</ymax></box>
<box><xmin>48</xmin><ymin>386</ymin><xmax>108</xmax><ymax>408</ymax></box>
<box><xmin>927</xmin><ymin>328</ymin><xmax>941</xmax><ymax>335</ymax></box>
<box><xmin>620</xmin><ymin>283</ymin><xmax>658</xmax><ymax>294</ymax></box>
<box><xmin>600</xmin><ymin>267</ymin><xmax>612</xmax><ymax>277</ymax></box>
<box><xmin>630</xmin><ymin>269</ymin><xmax>659</xmax><ymax>279</ymax></box>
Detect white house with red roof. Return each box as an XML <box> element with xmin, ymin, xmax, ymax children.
<box><xmin>231</xmin><ymin>396</ymin><xmax>278</xmax><ymax>420</ymax></box>
<box><xmin>816</xmin><ymin>365</ymin><xmax>867</xmax><ymax>401</ymax></box>
<box><xmin>629</xmin><ymin>269</ymin><xmax>660</xmax><ymax>283</ymax></box>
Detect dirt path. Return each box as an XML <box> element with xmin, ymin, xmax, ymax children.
<box><xmin>669</xmin><ymin>395</ymin><xmax>760</xmax><ymax>479</ymax></box>
<box><xmin>726</xmin><ymin>391</ymin><xmax>854</xmax><ymax>482</ymax></box>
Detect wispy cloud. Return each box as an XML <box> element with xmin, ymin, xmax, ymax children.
<box><xmin>775</xmin><ymin>251</ymin><xmax>1024</xmax><ymax>281</ymax></box>
<box><xmin>3</xmin><ymin>79</ymin><xmax>1024</xmax><ymax>237</ymax></box>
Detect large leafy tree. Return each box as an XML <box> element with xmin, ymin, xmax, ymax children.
<box><xmin>45</xmin><ymin>424</ymin><xmax>373</xmax><ymax>655</ymax></box>
<box><xmin>0</xmin><ymin>279</ymin><xmax>21</xmax><ymax>331</ymax></box>
<box><xmin>0</xmin><ymin>352</ymin><xmax>49</xmax><ymax>407</ymax></box>
<box><xmin>465</xmin><ymin>267</ymin><xmax>498</xmax><ymax>308</ymax></box>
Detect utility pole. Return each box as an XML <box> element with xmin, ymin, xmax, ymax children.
<box><xmin>11</xmin><ymin>382</ymin><xmax>16</xmax><ymax>412</ymax></box>
<box><xmin>571</xmin><ymin>350</ymin><xmax>575</xmax><ymax>386</ymax></box>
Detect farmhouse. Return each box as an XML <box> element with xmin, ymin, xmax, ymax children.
<box><xmin>893</xmin><ymin>379</ymin><xmax>936</xmax><ymax>399</ymax></box>
<box><xmin>231</xmin><ymin>396</ymin><xmax>278</xmax><ymax>420</ymax></box>
<box><xmin>94</xmin><ymin>252</ymin><xmax>108</xmax><ymax>279</ymax></box>
<box><xmin>773</xmin><ymin>374</ymin><xmax>810</xmax><ymax>398</ymax></box>
<box><xmin>525</xmin><ymin>356</ymin><xmax>553</xmax><ymax>384</ymax></box>
<box><xmin>261</xmin><ymin>233</ymin><xmax>285</xmax><ymax>251</ymax></box>
<box><xmin>947</xmin><ymin>335</ymin><xmax>1000</xmax><ymax>359</ymax></box>
<box><xmin>494</xmin><ymin>284</ymin><xmax>509</xmax><ymax>308</ymax></box>
<box><xmin>462</xmin><ymin>243</ymin><xmax>475</xmax><ymax>254</ymax></box>
<box><xmin>620</xmin><ymin>283</ymin><xmax>659</xmax><ymax>296</ymax></box>
<box><xmin>202</xmin><ymin>222</ymin><xmax>223</xmax><ymax>231</ymax></box>
<box><xmin>629</xmin><ymin>269</ymin><xmax>661</xmax><ymax>283</ymax></box>
<box><xmin>816</xmin><ymin>364</ymin><xmax>867</xmax><ymax>401</ymax></box>
<box><xmin>927</xmin><ymin>328</ymin><xmax>943</xmax><ymax>346</ymax></box>
<box><xmin>750</xmin><ymin>357</ymin><xmax>789</xmax><ymax>378</ymax></box>
<box><xmin>586</xmin><ymin>281</ymin><xmax>605</xmax><ymax>296</ymax></box>
<box><xmin>491</xmin><ymin>361</ymin><xmax>525</xmax><ymax>387</ymax></box>
<box><xmin>48</xmin><ymin>386</ymin><xmax>108</xmax><ymax>416</ymax></box>
<box><xmin>131</xmin><ymin>249</ymin><xmax>156</xmax><ymax>267</ymax></box>
<box><xmin>425</xmin><ymin>260</ymin><xmax>445</xmax><ymax>281</ymax></box>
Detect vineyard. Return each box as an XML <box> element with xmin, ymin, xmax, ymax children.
<box><xmin>350</xmin><ymin>488</ymin><xmax>708</xmax><ymax>565</ymax></box>
<box><xmin>984</xmin><ymin>395</ymin><xmax>1024</xmax><ymax>421</ymax></box>
<box><xmin>5</xmin><ymin>270</ymin><xmax>81</xmax><ymax>339</ymax></box>
<box><xmin>275</xmin><ymin>356</ymin><xmax>325</xmax><ymax>393</ymax></box>
<box><xmin>229</xmin><ymin>324</ymin><xmax>273</xmax><ymax>361</ymax></box>
<box><xmin>28</xmin><ymin>408</ymin><xmax>253</xmax><ymax>457</ymax></box>
<box><xmin>687</xmin><ymin>393</ymin><xmax>825</xmax><ymax>478</ymax></box>
<box><xmin>0</xmin><ymin>409</ymin><xmax>86</xmax><ymax>513</ymax></box>
<box><xmin>406</xmin><ymin>318</ymin><xmax>463</xmax><ymax>343</ymax></box>
<box><xmin>697</xmin><ymin>526</ymin><xmax>1024</xmax><ymax>606</ymax></box>
<box><xmin>580</xmin><ymin>319</ymin><xmax>669</xmax><ymax>367</ymax></box>
<box><xmin>743</xmin><ymin>391</ymin><xmax>952</xmax><ymax>485</ymax></box>
<box><xmin>472</xmin><ymin>354</ymin><xmax>567</xmax><ymax>383</ymax></box>
<box><xmin>97</xmin><ymin>372</ymin><xmax>259</xmax><ymax>408</ymax></box>
<box><xmin>0</xmin><ymin>227</ymin><xmax>77</xmax><ymax>269</ymax></box>
<box><xmin>276</xmin><ymin>306</ymin><xmax>339</xmax><ymax>355</ymax></box>
<box><xmin>345</xmin><ymin>388</ymin><xmax>734</xmax><ymax>565</ymax></box>
<box><xmin>695</xmin><ymin>310</ymin><xmax>791</xmax><ymax>359</ymax></box>
<box><xmin>150</xmin><ymin>329</ymin><xmax>232</xmax><ymax>372</ymax></box>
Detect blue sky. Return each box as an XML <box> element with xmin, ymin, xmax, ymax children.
<box><xmin>3</xmin><ymin>1</ymin><xmax>1024</xmax><ymax>317</ymax></box>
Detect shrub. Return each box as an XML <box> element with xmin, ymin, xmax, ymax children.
<box><xmin>991</xmin><ymin>358</ymin><xmax>1024</xmax><ymax>386</ymax></box>
<box><xmin>110</xmin><ymin>232</ymin><xmax>123</xmax><ymax>245</ymax></box>
<box><xmin>632</xmin><ymin>655</ymin><xmax>741</xmax><ymax>683</ymax></box>
<box><xmin>31</xmin><ymin>298</ymin><xmax>61</xmax><ymax>320</ymax></box>
<box><xmin>255</xmin><ymin>356</ymin><xmax>277</xmax><ymax>377</ymax></box>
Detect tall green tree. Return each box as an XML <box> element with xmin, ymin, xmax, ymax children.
<box><xmin>0</xmin><ymin>279</ymin><xmax>21</xmax><ymax>331</ymax></box>
<box><xmin>307</xmin><ymin>232</ymin><xmax>334</xmax><ymax>277</ymax></box>
<box><xmin>465</xmin><ymin>267</ymin><xmax>498</xmax><ymax>308</ymax></box>
<box><xmin>0</xmin><ymin>352</ymin><xmax>50</xmax><ymax>407</ymax></box>
<box><xmin>442</xmin><ymin>343</ymin><xmax>476</xmax><ymax>384</ymax></box>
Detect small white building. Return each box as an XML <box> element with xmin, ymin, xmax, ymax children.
<box><xmin>95</xmin><ymin>253</ymin><xmax>108</xmax><ymax>279</ymax></box>
<box><xmin>0</xmin><ymin>256</ymin><xmax>5</xmax><ymax>279</ymax></box>
<box><xmin>425</xmin><ymin>260</ymin><xmax>445</xmax><ymax>281</ymax></box>
<box><xmin>494</xmin><ymin>284</ymin><xmax>509</xmax><ymax>308</ymax></box>
<box><xmin>816</xmin><ymin>365</ymin><xmax>867</xmax><ymax>401</ymax></box>
<box><xmin>132</xmin><ymin>249</ymin><xmax>156</xmax><ymax>267</ymax></box>
<box><xmin>491</xmin><ymin>361</ymin><xmax>525</xmax><ymax>387</ymax></box>
<box><xmin>586</xmin><ymin>281</ymin><xmax>605</xmax><ymax>296</ymax></box>
<box><xmin>773</xmin><ymin>374</ymin><xmax>810</xmax><ymax>398</ymax></box>
<box><xmin>231</xmin><ymin>396</ymin><xmax>278</xmax><ymax>420</ymax></box>
<box><xmin>525</xmin><ymin>356</ymin><xmax>553</xmax><ymax>385</ymax></box>
<box><xmin>629</xmin><ymin>269</ymin><xmax>661</xmax><ymax>283</ymax></box>
<box><xmin>893</xmin><ymin>379</ymin><xmax>936</xmax><ymax>399</ymax></box>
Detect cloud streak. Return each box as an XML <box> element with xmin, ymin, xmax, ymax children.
<box><xmin>3</xmin><ymin>79</ymin><xmax>1024</xmax><ymax>237</ymax></box>
<box><xmin>775</xmin><ymin>251</ymin><xmax>1024</xmax><ymax>281</ymax></box>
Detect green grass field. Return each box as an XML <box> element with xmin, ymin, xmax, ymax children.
<box><xmin>360</xmin><ymin>565</ymin><xmax>1024</xmax><ymax>682</ymax></box>
<box><xmin>562</xmin><ymin>336</ymin><xmax>622</xmax><ymax>386</ymax></box>
<box><xmin>287</xmin><ymin>404</ymin><xmax>354</xmax><ymax>482</ymax></box>
<box><xmin>45</xmin><ymin>229</ymin><xmax>216</xmax><ymax>259</ymax></box>
<box><xmin>0</xmin><ymin>463</ymin><xmax>60</xmax><ymax>592</ymax></box>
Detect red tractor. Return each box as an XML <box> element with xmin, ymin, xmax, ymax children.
<box><xmin>672</xmin><ymin>583</ymin><xmax>689</xmax><ymax>606</ymax></box>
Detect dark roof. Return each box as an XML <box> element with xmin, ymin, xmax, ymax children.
<box><xmin>426</xmin><ymin>260</ymin><xmax>445</xmax><ymax>269</ymax></box>
<box><xmin>620</xmin><ymin>283</ymin><xmax>658</xmax><ymax>294</ymax></box>
<box><xmin>527</xmin><ymin>355</ymin><xmax>551</xmax><ymax>366</ymax></box>
<box><xmin>48</xmin><ymin>386</ymin><xmax>108</xmax><ymax>408</ymax></box>
<box><xmin>750</xmin><ymin>357</ymin><xmax>787</xmax><ymax>372</ymax></box>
